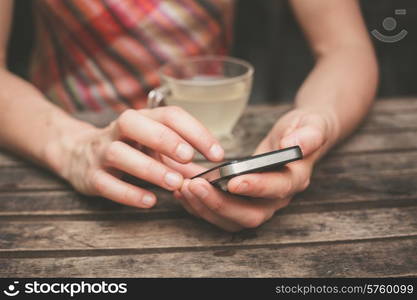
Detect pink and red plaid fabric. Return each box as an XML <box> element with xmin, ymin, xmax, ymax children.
<box><xmin>29</xmin><ymin>0</ymin><xmax>234</xmax><ymax>112</ymax></box>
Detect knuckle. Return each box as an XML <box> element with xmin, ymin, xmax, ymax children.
<box><xmin>121</xmin><ymin>187</ymin><xmax>140</xmax><ymax>204</ymax></box>
<box><xmin>117</xmin><ymin>109</ymin><xmax>136</xmax><ymax>134</ymax></box>
<box><xmin>311</xmin><ymin>127</ymin><xmax>326</xmax><ymax>147</ymax></box>
<box><xmin>139</xmin><ymin>157</ymin><xmax>155</xmax><ymax>179</ymax></box>
<box><xmin>167</xmin><ymin>105</ymin><xmax>185</xmax><ymax>116</ymax></box>
<box><xmin>162</xmin><ymin>106</ymin><xmax>185</xmax><ymax>123</ymax></box>
<box><xmin>154</xmin><ymin>126</ymin><xmax>173</xmax><ymax>147</ymax></box>
<box><xmin>243</xmin><ymin>211</ymin><xmax>265</xmax><ymax>229</ymax></box>
<box><xmin>104</xmin><ymin>141</ymin><xmax>124</xmax><ymax>165</ymax></box>
<box><xmin>253</xmin><ymin>178</ymin><xmax>267</xmax><ymax>196</ymax></box>
<box><xmin>278</xmin><ymin>178</ymin><xmax>293</xmax><ymax>199</ymax></box>
<box><xmin>90</xmin><ymin>170</ymin><xmax>105</xmax><ymax>195</ymax></box>
<box><xmin>138</xmin><ymin>108</ymin><xmax>151</xmax><ymax>115</ymax></box>
<box><xmin>244</xmin><ymin>175</ymin><xmax>262</xmax><ymax>195</ymax></box>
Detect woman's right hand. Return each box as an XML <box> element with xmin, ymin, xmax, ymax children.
<box><xmin>46</xmin><ymin>106</ymin><xmax>224</xmax><ymax>209</ymax></box>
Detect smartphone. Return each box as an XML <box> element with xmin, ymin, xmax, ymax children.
<box><xmin>191</xmin><ymin>146</ymin><xmax>303</xmax><ymax>192</ymax></box>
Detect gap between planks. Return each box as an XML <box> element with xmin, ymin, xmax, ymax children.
<box><xmin>1</xmin><ymin>206</ymin><xmax>416</xmax><ymax>255</ymax></box>
<box><xmin>0</xmin><ymin>196</ymin><xmax>416</xmax><ymax>222</ymax></box>
<box><xmin>0</xmin><ymin>168</ymin><xmax>416</xmax><ymax>219</ymax></box>
<box><xmin>1</xmin><ymin>237</ymin><xmax>416</xmax><ymax>277</ymax></box>
<box><xmin>0</xmin><ymin>234</ymin><xmax>415</xmax><ymax>259</ymax></box>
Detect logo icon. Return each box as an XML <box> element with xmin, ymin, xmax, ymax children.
<box><xmin>371</xmin><ymin>9</ymin><xmax>408</xmax><ymax>43</ymax></box>
<box><xmin>3</xmin><ymin>281</ymin><xmax>20</xmax><ymax>297</ymax></box>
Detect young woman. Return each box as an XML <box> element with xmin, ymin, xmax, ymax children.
<box><xmin>0</xmin><ymin>0</ymin><xmax>378</xmax><ymax>231</ymax></box>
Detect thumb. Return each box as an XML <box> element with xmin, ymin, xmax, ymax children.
<box><xmin>280</xmin><ymin>126</ymin><xmax>326</xmax><ymax>157</ymax></box>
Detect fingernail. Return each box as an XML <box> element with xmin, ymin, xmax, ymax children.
<box><xmin>210</xmin><ymin>143</ymin><xmax>224</xmax><ymax>160</ymax></box>
<box><xmin>176</xmin><ymin>143</ymin><xmax>194</xmax><ymax>161</ymax></box>
<box><xmin>142</xmin><ymin>194</ymin><xmax>155</xmax><ymax>207</ymax></box>
<box><xmin>281</xmin><ymin>134</ymin><xmax>298</xmax><ymax>148</ymax></box>
<box><xmin>236</xmin><ymin>181</ymin><xmax>249</xmax><ymax>193</ymax></box>
<box><xmin>164</xmin><ymin>172</ymin><xmax>183</xmax><ymax>188</ymax></box>
<box><xmin>190</xmin><ymin>184</ymin><xmax>209</xmax><ymax>199</ymax></box>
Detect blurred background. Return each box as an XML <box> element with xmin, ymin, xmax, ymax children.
<box><xmin>7</xmin><ymin>0</ymin><xmax>417</xmax><ymax>104</ymax></box>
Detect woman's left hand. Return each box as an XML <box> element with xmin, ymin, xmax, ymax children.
<box><xmin>168</xmin><ymin>109</ymin><xmax>336</xmax><ymax>232</ymax></box>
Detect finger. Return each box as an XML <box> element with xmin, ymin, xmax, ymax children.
<box><xmin>188</xmin><ymin>178</ymin><xmax>274</xmax><ymax>229</ymax></box>
<box><xmin>103</xmin><ymin>141</ymin><xmax>184</xmax><ymax>191</ymax></box>
<box><xmin>227</xmin><ymin>163</ymin><xmax>309</xmax><ymax>199</ymax></box>
<box><xmin>140</xmin><ymin>106</ymin><xmax>224</xmax><ymax>162</ymax></box>
<box><xmin>90</xmin><ymin>169</ymin><xmax>156</xmax><ymax>208</ymax></box>
<box><xmin>280</xmin><ymin>126</ymin><xmax>325</xmax><ymax>157</ymax></box>
<box><xmin>160</xmin><ymin>155</ymin><xmax>208</xmax><ymax>178</ymax></box>
<box><xmin>116</xmin><ymin>109</ymin><xmax>195</xmax><ymax>163</ymax></box>
<box><xmin>173</xmin><ymin>190</ymin><xmax>199</xmax><ymax>217</ymax></box>
<box><xmin>181</xmin><ymin>179</ymin><xmax>243</xmax><ymax>232</ymax></box>
<box><xmin>253</xmin><ymin>134</ymin><xmax>273</xmax><ymax>155</ymax></box>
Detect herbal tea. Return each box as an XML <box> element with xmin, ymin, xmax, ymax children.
<box><xmin>165</xmin><ymin>76</ymin><xmax>251</xmax><ymax>137</ymax></box>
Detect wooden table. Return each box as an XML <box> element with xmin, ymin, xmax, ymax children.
<box><xmin>1</xmin><ymin>98</ymin><xmax>417</xmax><ymax>277</ymax></box>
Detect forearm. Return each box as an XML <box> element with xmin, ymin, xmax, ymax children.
<box><xmin>294</xmin><ymin>47</ymin><xmax>378</xmax><ymax>150</ymax></box>
<box><xmin>0</xmin><ymin>68</ymin><xmax>94</xmax><ymax>173</ymax></box>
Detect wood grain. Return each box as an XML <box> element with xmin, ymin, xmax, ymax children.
<box><xmin>0</xmin><ymin>167</ymin><xmax>67</xmax><ymax>191</ymax></box>
<box><xmin>314</xmin><ymin>150</ymin><xmax>417</xmax><ymax>177</ymax></box>
<box><xmin>0</xmin><ymin>152</ymin><xmax>23</xmax><ymax>167</ymax></box>
<box><xmin>1</xmin><ymin>237</ymin><xmax>415</xmax><ymax>277</ymax></box>
<box><xmin>0</xmin><ymin>190</ymin><xmax>181</xmax><ymax>216</ymax></box>
<box><xmin>0</xmin><ymin>98</ymin><xmax>416</xmax><ymax>278</ymax></box>
<box><xmin>0</xmin><ymin>127</ymin><xmax>416</xmax><ymax>165</ymax></box>
<box><xmin>1</xmin><ymin>99</ymin><xmax>417</xmax><ymax>167</ymax></box>
<box><xmin>2</xmin><ymin>146</ymin><xmax>417</xmax><ymax>192</ymax></box>
<box><xmin>1</xmin><ymin>206</ymin><xmax>416</xmax><ymax>252</ymax></box>
<box><xmin>370</xmin><ymin>98</ymin><xmax>417</xmax><ymax>112</ymax></box>
<box><xmin>0</xmin><ymin>170</ymin><xmax>416</xmax><ymax>217</ymax></box>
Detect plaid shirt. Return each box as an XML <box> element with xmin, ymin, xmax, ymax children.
<box><xmin>30</xmin><ymin>0</ymin><xmax>234</xmax><ymax>112</ymax></box>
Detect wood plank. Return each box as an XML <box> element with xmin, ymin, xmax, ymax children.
<box><xmin>222</xmin><ymin>113</ymin><xmax>417</xmax><ymax>159</ymax></box>
<box><xmin>163</xmin><ymin>127</ymin><xmax>417</xmax><ymax>159</ymax></box>
<box><xmin>1</xmin><ymin>99</ymin><xmax>417</xmax><ymax>167</ymax></box>
<box><xmin>20</xmin><ymin>150</ymin><xmax>417</xmax><ymax>179</ymax></box>
<box><xmin>0</xmin><ymin>237</ymin><xmax>415</xmax><ymax>277</ymax></box>
<box><xmin>0</xmin><ymin>167</ymin><xmax>158</xmax><ymax>191</ymax></box>
<box><xmin>237</xmin><ymin>103</ymin><xmax>417</xmax><ymax>133</ymax></box>
<box><xmin>0</xmin><ymin>170</ymin><xmax>416</xmax><ymax>216</ymax></box>
<box><xmin>332</xmin><ymin>131</ymin><xmax>417</xmax><ymax>155</ymax></box>
<box><xmin>372</xmin><ymin>98</ymin><xmax>417</xmax><ymax>112</ymax></box>
<box><xmin>314</xmin><ymin>150</ymin><xmax>417</xmax><ymax>177</ymax></box>
<box><xmin>0</xmin><ymin>190</ymin><xmax>181</xmax><ymax>216</ymax></box>
<box><xmin>363</xmin><ymin>111</ymin><xmax>417</xmax><ymax>131</ymax></box>
<box><xmin>0</xmin><ymin>167</ymin><xmax>68</xmax><ymax>191</ymax></box>
<box><xmin>231</xmin><ymin>129</ymin><xmax>417</xmax><ymax>159</ymax></box>
<box><xmin>0</xmin><ymin>206</ymin><xmax>416</xmax><ymax>252</ymax></box>
<box><xmin>2</xmin><ymin>143</ymin><xmax>417</xmax><ymax>192</ymax></box>
<box><xmin>0</xmin><ymin>152</ymin><xmax>24</xmax><ymax>167</ymax></box>
<box><xmin>297</xmin><ymin>172</ymin><xmax>417</xmax><ymax>204</ymax></box>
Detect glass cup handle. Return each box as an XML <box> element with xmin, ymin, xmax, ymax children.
<box><xmin>147</xmin><ymin>85</ymin><xmax>171</xmax><ymax>108</ymax></box>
